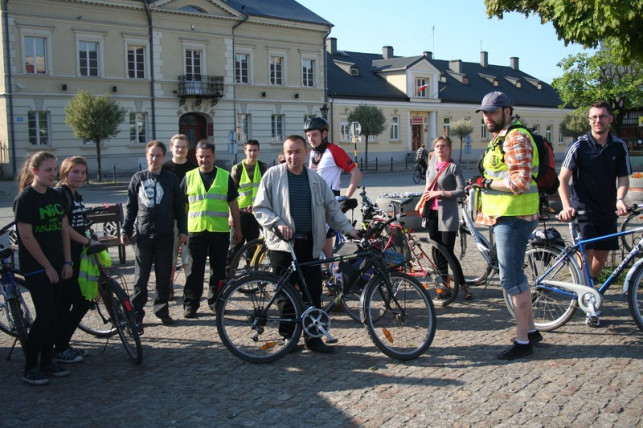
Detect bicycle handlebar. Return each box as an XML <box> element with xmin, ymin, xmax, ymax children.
<box><xmin>0</xmin><ymin>221</ymin><xmax>15</xmax><ymax>236</ymax></box>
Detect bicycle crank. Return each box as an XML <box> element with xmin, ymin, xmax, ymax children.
<box><xmin>301</xmin><ymin>307</ymin><xmax>336</xmax><ymax>343</ymax></box>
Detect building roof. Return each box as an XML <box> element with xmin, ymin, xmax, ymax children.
<box><xmin>223</xmin><ymin>0</ymin><xmax>332</xmax><ymax>26</ymax></box>
<box><xmin>328</xmin><ymin>48</ymin><xmax>563</xmax><ymax>109</ymax></box>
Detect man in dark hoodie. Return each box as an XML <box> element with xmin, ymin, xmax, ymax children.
<box><xmin>121</xmin><ymin>140</ymin><xmax>187</xmax><ymax>326</ymax></box>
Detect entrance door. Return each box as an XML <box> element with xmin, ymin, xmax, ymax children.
<box><xmin>179</xmin><ymin>113</ymin><xmax>207</xmax><ymax>164</ymax></box>
<box><xmin>412</xmin><ymin>125</ymin><xmax>422</xmax><ymax>151</ymax></box>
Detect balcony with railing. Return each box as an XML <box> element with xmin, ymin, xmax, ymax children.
<box><xmin>178</xmin><ymin>75</ymin><xmax>224</xmax><ymax>106</ymax></box>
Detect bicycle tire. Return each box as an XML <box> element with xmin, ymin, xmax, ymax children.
<box><xmin>1</xmin><ymin>277</ymin><xmax>33</xmax><ymax>339</ymax></box>
<box><xmin>453</xmin><ymin>225</ymin><xmax>493</xmax><ymax>285</ymax></box>
<box><xmin>409</xmin><ymin>239</ymin><xmax>462</xmax><ymax>307</ymax></box>
<box><xmin>504</xmin><ymin>244</ymin><xmax>580</xmax><ymax>331</ymax></box>
<box><xmin>324</xmin><ymin>271</ymin><xmax>362</xmax><ymax>323</ymax></box>
<box><xmin>108</xmin><ymin>281</ymin><xmax>143</xmax><ymax>364</ymax></box>
<box><xmin>78</xmin><ymin>287</ymin><xmax>118</xmax><ymax>338</ymax></box>
<box><xmin>412</xmin><ymin>168</ymin><xmax>422</xmax><ymax>184</ymax></box>
<box><xmin>362</xmin><ymin>271</ymin><xmax>436</xmax><ymax>360</ymax></box>
<box><xmin>8</xmin><ymin>297</ymin><xmax>29</xmax><ymax>351</ymax></box>
<box><xmin>620</xmin><ymin>212</ymin><xmax>643</xmax><ymax>254</ymax></box>
<box><xmin>627</xmin><ymin>263</ymin><xmax>643</xmax><ymax>332</ymax></box>
<box><xmin>227</xmin><ymin>238</ymin><xmax>269</xmax><ymax>279</ymax></box>
<box><xmin>216</xmin><ymin>273</ymin><xmax>303</xmax><ymax>363</ymax></box>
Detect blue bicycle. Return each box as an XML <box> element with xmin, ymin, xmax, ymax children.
<box><xmin>504</xmin><ymin>215</ymin><xmax>643</xmax><ymax>332</ymax></box>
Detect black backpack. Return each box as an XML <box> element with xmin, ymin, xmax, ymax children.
<box><xmin>480</xmin><ymin>125</ymin><xmax>560</xmax><ymax>195</ymax></box>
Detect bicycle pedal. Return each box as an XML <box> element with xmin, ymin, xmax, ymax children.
<box><xmin>585</xmin><ymin>315</ymin><xmax>600</xmax><ymax>328</ymax></box>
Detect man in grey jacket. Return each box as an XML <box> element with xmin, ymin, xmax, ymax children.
<box><xmin>253</xmin><ymin>135</ymin><xmax>358</xmax><ymax>353</ymax></box>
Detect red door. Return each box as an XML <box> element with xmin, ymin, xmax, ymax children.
<box><xmin>179</xmin><ymin>113</ymin><xmax>207</xmax><ymax>164</ymax></box>
<box><xmin>412</xmin><ymin>125</ymin><xmax>422</xmax><ymax>151</ymax></box>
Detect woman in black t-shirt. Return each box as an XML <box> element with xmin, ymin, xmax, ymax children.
<box><xmin>14</xmin><ymin>151</ymin><xmax>73</xmax><ymax>385</ymax></box>
<box><xmin>53</xmin><ymin>156</ymin><xmax>99</xmax><ymax>363</ymax></box>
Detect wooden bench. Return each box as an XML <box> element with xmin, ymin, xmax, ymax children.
<box><xmin>86</xmin><ymin>203</ymin><xmax>126</xmax><ymax>264</ymax></box>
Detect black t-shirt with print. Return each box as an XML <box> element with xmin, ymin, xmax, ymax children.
<box><xmin>14</xmin><ymin>186</ymin><xmax>66</xmax><ymax>274</ymax></box>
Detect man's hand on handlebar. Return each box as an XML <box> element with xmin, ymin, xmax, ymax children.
<box><xmin>557</xmin><ymin>207</ymin><xmax>576</xmax><ymax>222</ymax></box>
<box><xmin>276</xmin><ymin>224</ymin><xmax>293</xmax><ymax>241</ymax></box>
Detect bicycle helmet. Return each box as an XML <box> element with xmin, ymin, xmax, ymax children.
<box><xmin>303</xmin><ymin>116</ymin><xmax>329</xmax><ymax>133</ymax></box>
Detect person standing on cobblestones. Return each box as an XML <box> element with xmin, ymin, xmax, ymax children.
<box><xmin>471</xmin><ymin>91</ymin><xmax>542</xmax><ymax>360</ymax></box>
<box><xmin>121</xmin><ymin>141</ymin><xmax>187</xmax><ymax>326</ymax></box>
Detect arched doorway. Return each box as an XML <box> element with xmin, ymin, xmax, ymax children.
<box><xmin>179</xmin><ymin>113</ymin><xmax>207</xmax><ymax>164</ymax></box>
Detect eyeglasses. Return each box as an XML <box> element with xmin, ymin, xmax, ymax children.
<box><xmin>588</xmin><ymin>114</ymin><xmax>609</xmax><ymax>122</ymax></box>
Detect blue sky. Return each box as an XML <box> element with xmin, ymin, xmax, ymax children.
<box><xmin>298</xmin><ymin>0</ymin><xmax>595</xmax><ymax>84</ymax></box>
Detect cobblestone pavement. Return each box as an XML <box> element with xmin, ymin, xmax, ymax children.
<box><xmin>0</xmin><ymin>178</ymin><xmax>641</xmax><ymax>426</ymax></box>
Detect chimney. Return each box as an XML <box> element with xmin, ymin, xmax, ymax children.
<box><xmin>510</xmin><ymin>57</ymin><xmax>519</xmax><ymax>70</ymax></box>
<box><xmin>423</xmin><ymin>51</ymin><xmax>432</xmax><ymax>60</ymax></box>
<box><xmin>382</xmin><ymin>45</ymin><xmax>394</xmax><ymax>59</ymax></box>
<box><xmin>326</xmin><ymin>37</ymin><xmax>337</xmax><ymax>55</ymax></box>
<box><xmin>449</xmin><ymin>60</ymin><xmax>462</xmax><ymax>74</ymax></box>
<box><xmin>480</xmin><ymin>51</ymin><xmax>488</xmax><ymax>68</ymax></box>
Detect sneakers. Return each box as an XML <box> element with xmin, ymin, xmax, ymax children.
<box><xmin>159</xmin><ymin>315</ymin><xmax>176</xmax><ymax>325</ymax></box>
<box><xmin>305</xmin><ymin>338</ymin><xmax>334</xmax><ymax>354</ymax></box>
<box><xmin>528</xmin><ymin>330</ymin><xmax>543</xmax><ymax>345</ymax></box>
<box><xmin>40</xmin><ymin>363</ymin><xmax>70</xmax><ymax>377</ymax></box>
<box><xmin>497</xmin><ymin>341</ymin><xmax>533</xmax><ymax>360</ymax></box>
<box><xmin>53</xmin><ymin>348</ymin><xmax>84</xmax><ymax>364</ymax></box>
<box><xmin>184</xmin><ymin>307</ymin><xmax>197</xmax><ymax>318</ymax></box>
<box><xmin>21</xmin><ymin>368</ymin><xmax>49</xmax><ymax>386</ymax></box>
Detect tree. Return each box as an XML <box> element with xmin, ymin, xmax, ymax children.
<box><xmin>485</xmin><ymin>0</ymin><xmax>643</xmax><ymax>63</ymax></box>
<box><xmin>551</xmin><ymin>41</ymin><xmax>642</xmax><ymax>134</ymax></box>
<box><xmin>450</xmin><ymin>119</ymin><xmax>474</xmax><ymax>163</ymax></box>
<box><xmin>64</xmin><ymin>90</ymin><xmax>127</xmax><ymax>181</ymax></box>
<box><xmin>560</xmin><ymin>110</ymin><xmax>591</xmax><ymax>140</ymax></box>
<box><xmin>346</xmin><ymin>104</ymin><xmax>387</xmax><ymax>169</ymax></box>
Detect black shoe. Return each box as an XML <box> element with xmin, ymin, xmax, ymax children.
<box><xmin>528</xmin><ymin>330</ymin><xmax>543</xmax><ymax>345</ymax></box>
<box><xmin>306</xmin><ymin>338</ymin><xmax>334</xmax><ymax>354</ymax></box>
<box><xmin>497</xmin><ymin>341</ymin><xmax>533</xmax><ymax>360</ymax></box>
<box><xmin>159</xmin><ymin>315</ymin><xmax>176</xmax><ymax>325</ymax></box>
<box><xmin>183</xmin><ymin>307</ymin><xmax>197</xmax><ymax>319</ymax></box>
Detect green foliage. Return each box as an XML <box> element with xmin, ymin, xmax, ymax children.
<box><xmin>560</xmin><ymin>110</ymin><xmax>591</xmax><ymax>139</ymax></box>
<box><xmin>64</xmin><ymin>90</ymin><xmax>127</xmax><ymax>181</ymax></box>
<box><xmin>450</xmin><ymin>119</ymin><xmax>474</xmax><ymax>163</ymax></box>
<box><xmin>551</xmin><ymin>41</ymin><xmax>642</xmax><ymax>133</ymax></box>
<box><xmin>485</xmin><ymin>0</ymin><xmax>643</xmax><ymax>63</ymax></box>
<box><xmin>347</xmin><ymin>105</ymin><xmax>387</xmax><ymax>168</ymax></box>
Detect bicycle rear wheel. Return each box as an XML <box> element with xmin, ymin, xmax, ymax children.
<box><xmin>216</xmin><ymin>273</ymin><xmax>303</xmax><ymax>363</ymax></box>
<box><xmin>504</xmin><ymin>244</ymin><xmax>580</xmax><ymax>331</ymax></box>
<box><xmin>227</xmin><ymin>238</ymin><xmax>270</xmax><ymax>279</ymax></box>
<box><xmin>412</xmin><ymin>168</ymin><xmax>422</xmax><ymax>184</ymax></box>
<box><xmin>362</xmin><ymin>272</ymin><xmax>435</xmax><ymax>360</ymax></box>
<box><xmin>8</xmin><ymin>298</ymin><xmax>29</xmax><ymax>351</ymax></box>
<box><xmin>626</xmin><ymin>264</ymin><xmax>643</xmax><ymax>332</ymax></box>
<box><xmin>620</xmin><ymin>212</ymin><xmax>643</xmax><ymax>254</ymax></box>
<box><xmin>1</xmin><ymin>277</ymin><xmax>33</xmax><ymax>345</ymax></box>
<box><xmin>410</xmin><ymin>239</ymin><xmax>462</xmax><ymax>307</ymax></box>
<box><xmin>78</xmin><ymin>288</ymin><xmax>117</xmax><ymax>338</ymax></box>
<box><xmin>453</xmin><ymin>225</ymin><xmax>494</xmax><ymax>285</ymax></box>
<box><xmin>108</xmin><ymin>281</ymin><xmax>143</xmax><ymax>364</ymax></box>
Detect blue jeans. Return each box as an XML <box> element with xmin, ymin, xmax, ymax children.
<box><xmin>493</xmin><ymin>217</ymin><xmax>537</xmax><ymax>296</ymax></box>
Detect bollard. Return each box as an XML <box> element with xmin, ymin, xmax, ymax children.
<box><xmin>375</xmin><ymin>158</ymin><xmax>378</xmax><ymax>171</ymax></box>
<box><xmin>112</xmin><ymin>165</ymin><xmax>116</xmax><ymax>182</ymax></box>
<box><xmin>390</xmin><ymin>157</ymin><xmax>393</xmax><ymax>171</ymax></box>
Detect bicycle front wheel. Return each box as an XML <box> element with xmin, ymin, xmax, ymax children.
<box><xmin>627</xmin><ymin>264</ymin><xmax>643</xmax><ymax>332</ymax></box>
<box><xmin>411</xmin><ymin>239</ymin><xmax>462</xmax><ymax>307</ymax></box>
<box><xmin>7</xmin><ymin>297</ymin><xmax>29</xmax><ymax>350</ymax></box>
<box><xmin>412</xmin><ymin>168</ymin><xmax>422</xmax><ymax>184</ymax></box>
<box><xmin>216</xmin><ymin>273</ymin><xmax>303</xmax><ymax>363</ymax></box>
<box><xmin>621</xmin><ymin>212</ymin><xmax>643</xmax><ymax>254</ymax></box>
<box><xmin>453</xmin><ymin>226</ymin><xmax>493</xmax><ymax>285</ymax></box>
<box><xmin>363</xmin><ymin>272</ymin><xmax>436</xmax><ymax>360</ymax></box>
<box><xmin>78</xmin><ymin>289</ymin><xmax>117</xmax><ymax>338</ymax></box>
<box><xmin>505</xmin><ymin>244</ymin><xmax>580</xmax><ymax>331</ymax></box>
<box><xmin>108</xmin><ymin>281</ymin><xmax>143</xmax><ymax>364</ymax></box>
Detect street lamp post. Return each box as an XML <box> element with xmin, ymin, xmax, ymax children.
<box><xmin>320</xmin><ymin>103</ymin><xmax>329</xmax><ymax>119</ymax></box>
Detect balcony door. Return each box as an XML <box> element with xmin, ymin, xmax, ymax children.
<box><xmin>179</xmin><ymin>113</ymin><xmax>207</xmax><ymax>164</ymax></box>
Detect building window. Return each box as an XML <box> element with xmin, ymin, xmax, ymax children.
<box><xmin>28</xmin><ymin>111</ymin><xmax>49</xmax><ymax>146</ymax></box>
<box><xmin>79</xmin><ymin>40</ymin><xmax>99</xmax><ymax>77</ymax></box>
<box><xmin>235</xmin><ymin>53</ymin><xmax>249</xmax><ymax>83</ymax></box>
<box><xmin>443</xmin><ymin>117</ymin><xmax>451</xmax><ymax>137</ymax></box>
<box><xmin>127</xmin><ymin>45</ymin><xmax>145</xmax><ymax>79</ymax></box>
<box><xmin>302</xmin><ymin>59</ymin><xmax>315</xmax><ymax>87</ymax></box>
<box><xmin>237</xmin><ymin>114</ymin><xmax>251</xmax><ymax>142</ymax></box>
<box><xmin>390</xmin><ymin>116</ymin><xmax>399</xmax><ymax>140</ymax></box>
<box><xmin>185</xmin><ymin>49</ymin><xmax>202</xmax><ymax>79</ymax></box>
<box><xmin>24</xmin><ymin>36</ymin><xmax>47</xmax><ymax>74</ymax></box>
<box><xmin>416</xmin><ymin>78</ymin><xmax>428</xmax><ymax>97</ymax></box>
<box><xmin>481</xmin><ymin>118</ymin><xmax>487</xmax><ymax>140</ymax></box>
<box><xmin>270</xmin><ymin>56</ymin><xmax>283</xmax><ymax>85</ymax></box>
<box><xmin>271</xmin><ymin>114</ymin><xmax>284</xmax><ymax>142</ymax></box>
<box><xmin>546</xmin><ymin>125</ymin><xmax>553</xmax><ymax>142</ymax></box>
<box><xmin>558</xmin><ymin>124</ymin><xmax>565</xmax><ymax>144</ymax></box>
<box><xmin>130</xmin><ymin>112</ymin><xmax>147</xmax><ymax>144</ymax></box>
<box><xmin>340</xmin><ymin>122</ymin><xmax>349</xmax><ymax>142</ymax></box>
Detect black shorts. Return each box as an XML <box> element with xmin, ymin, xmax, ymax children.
<box><xmin>326</xmin><ymin>227</ymin><xmax>336</xmax><ymax>239</ymax></box>
<box><xmin>575</xmin><ymin>217</ymin><xmax>618</xmax><ymax>251</ymax></box>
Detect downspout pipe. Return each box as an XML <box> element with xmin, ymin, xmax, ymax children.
<box><xmin>2</xmin><ymin>0</ymin><xmax>16</xmax><ymax>176</ymax></box>
<box><xmin>322</xmin><ymin>26</ymin><xmax>332</xmax><ymax>138</ymax></box>
<box><xmin>231</xmin><ymin>14</ymin><xmax>248</xmax><ymax>156</ymax></box>
<box><xmin>142</xmin><ymin>0</ymin><xmax>156</xmax><ymax>139</ymax></box>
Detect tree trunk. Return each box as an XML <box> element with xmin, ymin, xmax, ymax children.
<box><xmin>458</xmin><ymin>137</ymin><xmax>463</xmax><ymax>163</ymax></box>
<box><xmin>364</xmin><ymin>136</ymin><xmax>369</xmax><ymax>170</ymax></box>
<box><xmin>95</xmin><ymin>140</ymin><xmax>102</xmax><ymax>182</ymax></box>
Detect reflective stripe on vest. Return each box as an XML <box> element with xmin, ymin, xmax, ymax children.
<box><xmin>236</xmin><ymin>162</ymin><xmax>261</xmax><ymax>208</ymax></box>
<box><xmin>480</xmin><ymin>128</ymin><xmax>539</xmax><ymax>217</ymax></box>
<box><xmin>185</xmin><ymin>168</ymin><xmax>230</xmax><ymax>232</ymax></box>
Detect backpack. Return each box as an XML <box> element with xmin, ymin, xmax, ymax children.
<box><xmin>481</xmin><ymin>125</ymin><xmax>560</xmax><ymax>195</ymax></box>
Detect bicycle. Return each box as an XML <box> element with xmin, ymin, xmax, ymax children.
<box><xmin>0</xmin><ymin>222</ymin><xmax>33</xmax><ymax>359</ymax></box>
<box><xmin>620</xmin><ymin>204</ymin><xmax>642</xmax><ymax>254</ymax></box>
<box><xmin>412</xmin><ymin>161</ymin><xmax>426</xmax><ymax>184</ymax></box>
<box><xmin>504</xmin><ymin>212</ymin><xmax>643</xmax><ymax>332</ymax></box>
<box><xmin>77</xmin><ymin>243</ymin><xmax>143</xmax><ymax>364</ymax></box>
<box><xmin>215</xmin><ymin>226</ymin><xmax>436</xmax><ymax>363</ymax></box>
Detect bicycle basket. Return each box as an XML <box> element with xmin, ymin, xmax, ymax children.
<box><xmin>530</xmin><ymin>228</ymin><xmax>563</xmax><ymax>244</ymax></box>
<box><xmin>383</xmin><ymin>249</ymin><xmax>405</xmax><ymax>267</ymax></box>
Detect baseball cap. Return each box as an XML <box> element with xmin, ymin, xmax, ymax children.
<box><xmin>476</xmin><ymin>91</ymin><xmax>512</xmax><ymax>112</ymax></box>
